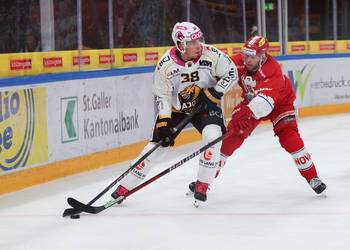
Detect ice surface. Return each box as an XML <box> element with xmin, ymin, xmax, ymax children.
<box><xmin>1</xmin><ymin>113</ymin><xmax>350</xmax><ymax>250</ymax></box>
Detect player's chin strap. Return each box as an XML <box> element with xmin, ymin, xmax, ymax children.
<box><xmin>62</xmin><ymin>105</ymin><xmax>202</xmax><ymax>218</ymax></box>
<box><xmin>258</xmin><ymin>54</ymin><xmax>267</xmax><ymax>70</ymax></box>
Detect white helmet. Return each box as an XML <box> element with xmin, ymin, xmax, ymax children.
<box><xmin>172</xmin><ymin>22</ymin><xmax>203</xmax><ymax>53</ymax></box>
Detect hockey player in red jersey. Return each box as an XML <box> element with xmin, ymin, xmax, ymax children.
<box><xmin>218</xmin><ymin>35</ymin><xmax>326</xmax><ymax>194</ymax></box>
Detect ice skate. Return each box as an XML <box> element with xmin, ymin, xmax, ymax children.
<box><xmin>193</xmin><ymin>181</ymin><xmax>210</xmax><ymax>208</ymax></box>
<box><xmin>308</xmin><ymin>176</ymin><xmax>327</xmax><ymax>194</ymax></box>
<box><xmin>111</xmin><ymin>185</ymin><xmax>129</xmax><ymax>204</ymax></box>
<box><xmin>186</xmin><ymin>181</ymin><xmax>196</xmax><ymax>196</ymax></box>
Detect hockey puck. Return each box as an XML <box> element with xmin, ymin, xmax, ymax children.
<box><xmin>70</xmin><ymin>214</ymin><xmax>80</xmax><ymax>219</ymax></box>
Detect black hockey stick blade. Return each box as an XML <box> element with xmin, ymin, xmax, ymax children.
<box><xmin>67</xmin><ymin>196</ymin><xmax>125</xmax><ymax>214</ymax></box>
<box><xmin>67</xmin><ymin>197</ymin><xmax>104</xmax><ymax>214</ymax></box>
<box><xmin>63</xmin><ymin>207</ymin><xmax>78</xmax><ymax>217</ymax></box>
<box><xmin>62</xmin><ymin>106</ymin><xmax>202</xmax><ymax>217</ymax></box>
<box><xmin>66</xmin><ymin>131</ymin><xmax>232</xmax><ymax>215</ymax></box>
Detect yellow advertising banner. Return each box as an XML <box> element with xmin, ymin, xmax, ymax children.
<box><xmin>0</xmin><ymin>40</ymin><xmax>349</xmax><ymax>78</ymax></box>
<box><xmin>0</xmin><ymin>88</ymin><xmax>48</xmax><ymax>173</ymax></box>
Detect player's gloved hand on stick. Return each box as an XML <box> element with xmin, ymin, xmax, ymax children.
<box><xmin>228</xmin><ymin>105</ymin><xmax>254</xmax><ymax>138</ymax></box>
<box><xmin>198</xmin><ymin>88</ymin><xmax>223</xmax><ymax>112</ymax></box>
<box><xmin>156</xmin><ymin>117</ymin><xmax>175</xmax><ymax>147</ymax></box>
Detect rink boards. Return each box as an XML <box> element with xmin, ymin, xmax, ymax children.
<box><xmin>1</xmin><ymin>54</ymin><xmax>350</xmax><ymax>195</ymax></box>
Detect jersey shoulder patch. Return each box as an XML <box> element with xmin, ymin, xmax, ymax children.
<box><xmin>202</xmin><ymin>44</ymin><xmax>221</xmax><ymax>58</ymax></box>
<box><xmin>156</xmin><ymin>49</ymin><xmax>173</xmax><ymax>71</ymax></box>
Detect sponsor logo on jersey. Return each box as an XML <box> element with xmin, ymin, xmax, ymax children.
<box><xmin>199</xmin><ymin>60</ymin><xmax>212</xmax><ymax>67</ymax></box>
<box><xmin>209</xmin><ymin>110</ymin><xmax>223</xmax><ymax>118</ymax></box>
<box><xmin>159</xmin><ymin>55</ymin><xmax>171</xmax><ymax>68</ymax></box>
<box><xmin>210</xmin><ymin>47</ymin><xmax>219</xmax><ymax>54</ymax></box>
<box><xmin>167</xmin><ymin>68</ymin><xmax>180</xmax><ymax>77</ymax></box>
<box><xmin>203</xmin><ymin>150</ymin><xmax>212</xmax><ymax>160</ymax></box>
<box><xmin>136</xmin><ymin>161</ymin><xmax>145</xmax><ymax>170</ymax></box>
<box><xmin>242</xmin><ymin>76</ymin><xmax>256</xmax><ymax>87</ymax></box>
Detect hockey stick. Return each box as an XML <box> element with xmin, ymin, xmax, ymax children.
<box><xmin>67</xmin><ymin>131</ymin><xmax>233</xmax><ymax>214</ymax></box>
<box><xmin>62</xmin><ymin>106</ymin><xmax>201</xmax><ymax>217</ymax></box>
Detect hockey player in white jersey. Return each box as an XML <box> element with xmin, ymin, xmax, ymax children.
<box><xmin>111</xmin><ymin>21</ymin><xmax>238</xmax><ymax>206</ymax></box>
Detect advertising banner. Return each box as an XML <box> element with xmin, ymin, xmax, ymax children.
<box><xmin>0</xmin><ymin>88</ymin><xmax>48</xmax><ymax>174</ymax></box>
<box><xmin>47</xmin><ymin>73</ymin><xmax>155</xmax><ymax>162</ymax></box>
<box><xmin>281</xmin><ymin>57</ymin><xmax>350</xmax><ymax>107</ymax></box>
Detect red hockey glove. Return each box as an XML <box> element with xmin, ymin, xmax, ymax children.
<box><xmin>228</xmin><ymin>105</ymin><xmax>254</xmax><ymax>137</ymax></box>
<box><xmin>156</xmin><ymin>117</ymin><xmax>175</xmax><ymax>147</ymax></box>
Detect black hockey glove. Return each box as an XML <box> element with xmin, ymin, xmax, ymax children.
<box><xmin>198</xmin><ymin>87</ymin><xmax>223</xmax><ymax>112</ymax></box>
<box><xmin>156</xmin><ymin>118</ymin><xmax>175</xmax><ymax>147</ymax></box>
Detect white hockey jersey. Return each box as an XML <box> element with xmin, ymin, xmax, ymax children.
<box><xmin>153</xmin><ymin>45</ymin><xmax>238</xmax><ymax>118</ymax></box>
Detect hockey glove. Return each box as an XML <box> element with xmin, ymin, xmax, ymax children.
<box><xmin>198</xmin><ymin>88</ymin><xmax>223</xmax><ymax>112</ymax></box>
<box><xmin>228</xmin><ymin>105</ymin><xmax>254</xmax><ymax>138</ymax></box>
<box><xmin>156</xmin><ymin>117</ymin><xmax>175</xmax><ymax>147</ymax></box>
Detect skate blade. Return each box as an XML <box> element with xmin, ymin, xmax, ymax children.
<box><xmin>193</xmin><ymin>199</ymin><xmax>204</xmax><ymax>208</ymax></box>
<box><xmin>186</xmin><ymin>190</ymin><xmax>194</xmax><ymax>196</ymax></box>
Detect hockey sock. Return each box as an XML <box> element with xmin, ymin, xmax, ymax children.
<box><xmin>291</xmin><ymin>147</ymin><xmax>317</xmax><ymax>181</ymax></box>
<box><xmin>197</xmin><ymin>125</ymin><xmax>222</xmax><ymax>184</ymax></box>
<box><xmin>120</xmin><ymin>141</ymin><xmax>168</xmax><ymax>190</ymax></box>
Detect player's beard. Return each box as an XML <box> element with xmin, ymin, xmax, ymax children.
<box><xmin>244</xmin><ymin>62</ymin><xmax>259</xmax><ymax>73</ymax></box>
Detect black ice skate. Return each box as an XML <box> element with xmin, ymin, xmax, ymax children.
<box><xmin>308</xmin><ymin>176</ymin><xmax>327</xmax><ymax>194</ymax></box>
<box><xmin>111</xmin><ymin>185</ymin><xmax>129</xmax><ymax>204</ymax></box>
<box><xmin>193</xmin><ymin>181</ymin><xmax>210</xmax><ymax>208</ymax></box>
<box><xmin>186</xmin><ymin>181</ymin><xmax>196</xmax><ymax>196</ymax></box>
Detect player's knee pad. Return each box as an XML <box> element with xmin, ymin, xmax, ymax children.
<box><xmin>274</xmin><ymin>119</ymin><xmax>304</xmax><ymax>154</ymax></box>
<box><xmin>220</xmin><ymin>133</ymin><xmax>245</xmax><ymax>157</ymax></box>
<box><xmin>201</xmin><ymin>124</ymin><xmax>222</xmax><ymax>160</ymax></box>
<box><xmin>202</xmin><ymin>124</ymin><xmax>222</xmax><ymax>143</ymax></box>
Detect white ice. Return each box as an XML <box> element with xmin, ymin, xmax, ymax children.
<box><xmin>1</xmin><ymin>113</ymin><xmax>350</xmax><ymax>250</ymax></box>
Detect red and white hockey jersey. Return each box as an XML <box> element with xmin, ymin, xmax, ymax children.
<box><xmin>231</xmin><ymin>53</ymin><xmax>296</xmax><ymax>119</ymax></box>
